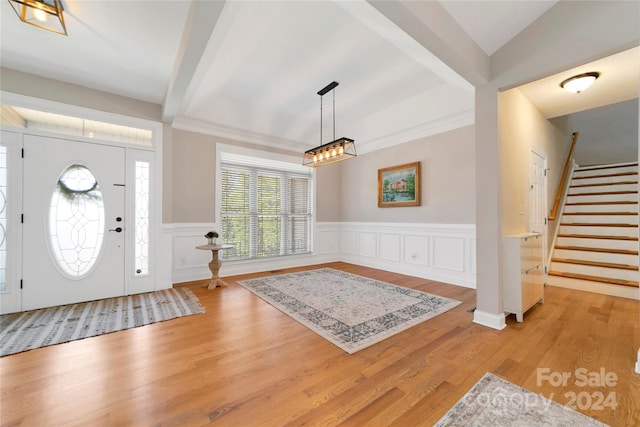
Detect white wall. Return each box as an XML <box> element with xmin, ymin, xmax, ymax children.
<box><xmin>558</xmin><ymin>99</ymin><xmax>639</xmax><ymax>165</ymax></box>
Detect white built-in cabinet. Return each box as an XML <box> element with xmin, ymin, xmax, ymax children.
<box><xmin>503</xmin><ymin>233</ymin><xmax>544</xmax><ymax>322</ymax></box>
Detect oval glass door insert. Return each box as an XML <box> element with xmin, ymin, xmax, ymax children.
<box><xmin>49</xmin><ymin>164</ymin><xmax>105</xmax><ymax>278</ymax></box>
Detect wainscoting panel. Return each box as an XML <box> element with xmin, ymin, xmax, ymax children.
<box><xmin>322</xmin><ymin>222</ymin><xmax>476</xmax><ymax>288</ymax></box>
<box><xmin>379</xmin><ymin>233</ymin><xmax>401</xmax><ymax>262</ymax></box>
<box><xmin>341</xmin><ymin>231</ymin><xmax>357</xmax><ymax>255</ymax></box>
<box><xmin>432</xmin><ymin>236</ymin><xmax>465</xmax><ymax>272</ymax></box>
<box><xmin>468</xmin><ymin>238</ymin><xmax>477</xmax><ymax>274</ymax></box>
<box><xmin>166</xmin><ymin>222</ymin><xmax>476</xmax><ymax>288</ymax></box>
<box><xmin>315</xmin><ymin>228</ymin><xmax>340</xmax><ymax>255</ymax></box>
<box><xmin>359</xmin><ymin>232</ymin><xmax>378</xmax><ymax>258</ymax></box>
<box><xmin>403</xmin><ymin>234</ymin><xmax>429</xmax><ymax>266</ymax></box>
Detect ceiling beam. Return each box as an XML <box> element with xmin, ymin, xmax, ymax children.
<box><xmin>366</xmin><ymin>0</ymin><xmax>489</xmax><ymax>88</ymax></box>
<box><xmin>162</xmin><ymin>1</ymin><xmax>226</xmax><ymax>123</ymax></box>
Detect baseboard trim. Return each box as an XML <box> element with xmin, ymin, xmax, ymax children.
<box><xmin>473</xmin><ymin>309</ymin><xmax>507</xmax><ymax>330</ymax></box>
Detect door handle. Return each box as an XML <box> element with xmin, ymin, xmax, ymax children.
<box><xmin>109</xmin><ymin>227</ymin><xmax>123</xmax><ymax>233</ymax></box>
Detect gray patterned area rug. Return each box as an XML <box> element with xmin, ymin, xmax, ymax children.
<box><xmin>435</xmin><ymin>373</ymin><xmax>607</xmax><ymax>426</ymax></box>
<box><xmin>237</xmin><ymin>268</ymin><xmax>461</xmax><ymax>354</ymax></box>
<box><xmin>0</xmin><ymin>288</ymin><xmax>204</xmax><ymax>357</ymax></box>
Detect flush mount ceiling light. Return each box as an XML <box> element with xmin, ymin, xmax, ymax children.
<box><xmin>8</xmin><ymin>0</ymin><xmax>67</xmax><ymax>35</ymax></box>
<box><xmin>560</xmin><ymin>72</ymin><xmax>600</xmax><ymax>93</ymax></box>
<box><xmin>303</xmin><ymin>81</ymin><xmax>356</xmax><ymax>168</ymax></box>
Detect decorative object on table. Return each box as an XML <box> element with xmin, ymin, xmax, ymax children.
<box><xmin>302</xmin><ymin>81</ymin><xmax>357</xmax><ymax>167</ymax></box>
<box><xmin>0</xmin><ymin>288</ymin><xmax>204</xmax><ymax>357</ymax></box>
<box><xmin>237</xmin><ymin>268</ymin><xmax>460</xmax><ymax>354</ymax></box>
<box><xmin>434</xmin><ymin>373</ymin><xmax>606</xmax><ymax>426</ymax></box>
<box><xmin>196</xmin><ymin>243</ymin><xmax>234</xmax><ymax>289</ymax></box>
<box><xmin>204</xmin><ymin>230</ymin><xmax>219</xmax><ymax>245</ymax></box>
<box><xmin>378</xmin><ymin>162</ymin><xmax>421</xmax><ymax>207</ymax></box>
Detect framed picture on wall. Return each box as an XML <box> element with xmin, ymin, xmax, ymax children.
<box><xmin>378</xmin><ymin>162</ymin><xmax>421</xmax><ymax>207</ymax></box>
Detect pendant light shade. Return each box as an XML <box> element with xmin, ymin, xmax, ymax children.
<box><xmin>8</xmin><ymin>0</ymin><xmax>67</xmax><ymax>35</ymax></box>
<box><xmin>303</xmin><ymin>81</ymin><xmax>356</xmax><ymax>167</ymax></box>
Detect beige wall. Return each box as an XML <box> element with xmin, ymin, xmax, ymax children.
<box><xmin>323</xmin><ymin>125</ymin><xmax>475</xmax><ymax>224</ymax></box>
<box><xmin>499</xmin><ymin>88</ymin><xmax>573</xmax><ymax>237</ymax></box>
<box><xmin>315</xmin><ymin>162</ymin><xmax>342</xmax><ymax>222</ymax></box>
<box><xmin>169</xmin><ymin>129</ymin><xmax>301</xmax><ymax>223</ymax></box>
<box><xmin>171</xmin><ymin>129</ymin><xmax>217</xmax><ymax>223</ymax></box>
<box><xmin>170</xmin><ymin>126</ymin><xmax>476</xmax><ymax>224</ymax></box>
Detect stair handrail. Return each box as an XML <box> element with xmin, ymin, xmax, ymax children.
<box><xmin>549</xmin><ymin>132</ymin><xmax>579</xmax><ymax>221</ymax></box>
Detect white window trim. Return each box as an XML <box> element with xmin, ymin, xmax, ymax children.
<box><xmin>215</xmin><ymin>143</ymin><xmax>316</xmax><ymax>261</ymax></box>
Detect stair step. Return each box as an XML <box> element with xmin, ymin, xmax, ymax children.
<box><xmin>565</xmin><ymin>201</ymin><xmax>638</xmax><ymax>206</ymax></box>
<box><xmin>548</xmin><ymin>271</ymin><xmax>639</xmax><ymax>288</ymax></box>
<box><xmin>557</xmin><ymin>234</ymin><xmax>638</xmax><ymax>241</ymax></box>
<box><xmin>552</xmin><ymin>258</ymin><xmax>638</xmax><ymax>271</ymax></box>
<box><xmin>553</xmin><ymin>247</ymin><xmax>639</xmax><ymax>264</ymax></box>
<box><xmin>563</xmin><ymin>203</ymin><xmax>639</xmax><ymax>214</ymax></box>
<box><xmin>554</xmin><ymin>245</ymin><xmax>638</xmax><ymax>255</ymax></box>
<box><xmin>572</xmin><ymin>171</ymin><xmax>638</xmax><ymax>180</ymax></box>
<box><xmin>568</xmin><ymin>190</ymin><xmax>638</xmax><ymax>196</ymax></box>
<box><xmin>566</xmin><ymin>193</ymin><xmax>638</xmax><ymax>203</ymax></box>
<box><xmin>575</xmin><ymin>162</ymin><xmax>638</xmax><ymax>173</ymax></box>
<box><xmin>563</xmin><ymin>212</ymin><xmax>637</xmax><ymax>215</ymax></box>
<box><xmin>550</xmin><ymin>259</ymin><xmax>639</xmax><ymax>281</ymax></box>
<box><xmin>568</xmin><ymin>184</ymin><xmax>638</xmax><ymax>194</ymax></box>
<box><xmin>558</xmin><ymin>224</ymin><xmax>640</xmax><ymax>237</ymax></box>
<box><xmin>570</xmin><ymin>181</ymin><xmax>638</xmax><ymax>188</ymax></box>
<box><xmin>560</xmin><ymin>213</ymin><xmax>638</xmax><ymax>225</ymax></box>
<box><xmin>556</xmin><ymin>235</ymin><xmax>639</xmax><ymax>251</ymax></box>
<box><xmin>560</xmin><ymin>222</ymin><xmax>637</xmax><ymax>227</ymax></box>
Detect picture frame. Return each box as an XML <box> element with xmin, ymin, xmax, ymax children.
<box><xmin>378</xmin><ymin>162</ymin><xmax>421</xmax><ymax>208</ymax></box>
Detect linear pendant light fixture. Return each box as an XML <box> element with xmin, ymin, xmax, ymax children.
<box><xmin>8</xmin><ymin>0</ymin><xmax>67</xmax><ymax>35</ymax></box>
<box><xmin>303</xmin><ymin>81</ymin><xmax>356</xmax><ymax>167</ymax></box>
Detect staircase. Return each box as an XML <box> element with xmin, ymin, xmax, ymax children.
<box><xmin>548</xmin><ymin>162</ymin><xmax>639</xmax><ymax>300</ymax></box>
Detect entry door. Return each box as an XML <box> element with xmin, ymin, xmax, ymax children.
<box><xmin>23</xmin><ymin>135</ymin><xmax>126</xmax><ymax>310</ymax></box>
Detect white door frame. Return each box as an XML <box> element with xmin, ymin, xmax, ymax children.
<box><xmin>530</xmin><ymin>145</ymin><xmax>548</xmax><ymax>284</ymax></box>
<box><xmin>0</xmin><ymin>131</ymin><xmax>23</xmax><ymax>314</ymax></box>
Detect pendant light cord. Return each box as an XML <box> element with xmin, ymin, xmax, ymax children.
<box><xmin>320</xmin><ymin>94</ymin><xmax>323</xmax><ymax>145</ymax></box>
<box><xmin>333</xmin><ymin>87</ymin><xmax>336</xmax><ymax>142</ymax></box>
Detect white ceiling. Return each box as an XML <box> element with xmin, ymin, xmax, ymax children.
<box><xmin>0</xmin><ymin>1</ymin><xmax>634</xmax><ymax>153</ymax></box>
<box><xmin>518</xmin><ymin>46</ymin><xmax>640</xmax><ymax>118</ymax></box>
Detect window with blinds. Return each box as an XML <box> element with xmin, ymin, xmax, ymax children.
<box><xmin>220</xmin><ymin>153</ymin><xmax>312</xmax><ymax>261</ymax></box>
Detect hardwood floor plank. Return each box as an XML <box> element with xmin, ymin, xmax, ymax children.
<box><xmin>1</xmin><ymin>262</ymin><xmax>638</xmax><ymax>426</ymax></box>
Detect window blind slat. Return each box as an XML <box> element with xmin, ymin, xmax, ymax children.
<box><xmin>221</xmin><ymin>155</ymin><xmax>312</xmax><ymax>260</ymax></box>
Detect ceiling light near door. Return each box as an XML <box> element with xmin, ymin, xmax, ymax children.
<box><xmin>560</xmin><ymin>72</ymin><xmax>600</xmax><ymax>93</ymax></box>
<box><xmin>8</xmin><ymin>0</ymin><xmax>67</xmax><ymax>35</ymax></box>
<box><xmin>303</xmin><ymin>81</ymin><xmax>356</xmax><ymax>167</ymax></box>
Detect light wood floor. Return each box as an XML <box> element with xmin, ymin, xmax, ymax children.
<box><xmin>1</xmin><ymin>262</ymin><xmax>638</xmax><ymax>426</ymax></box>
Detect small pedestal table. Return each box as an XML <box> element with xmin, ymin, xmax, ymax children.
<box><xmin>196</xmin><ymin>244</ymin><xmax>234</xmax><ymax>289</ymax></box>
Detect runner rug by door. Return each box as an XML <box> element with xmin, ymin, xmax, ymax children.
<box><xmin>434</xmin><ymin>373</ymin><xmax>606</xmax><ymax>426</ymax></box>
<box><xmin>0</xmin><ymin>288</ymin><xmax>204</xmax><ymax>357</ymax></box>
<box><xmin>237</xmin><ymin>268</ymin><xmax>461</xmax><ymax>354</ymax></box>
